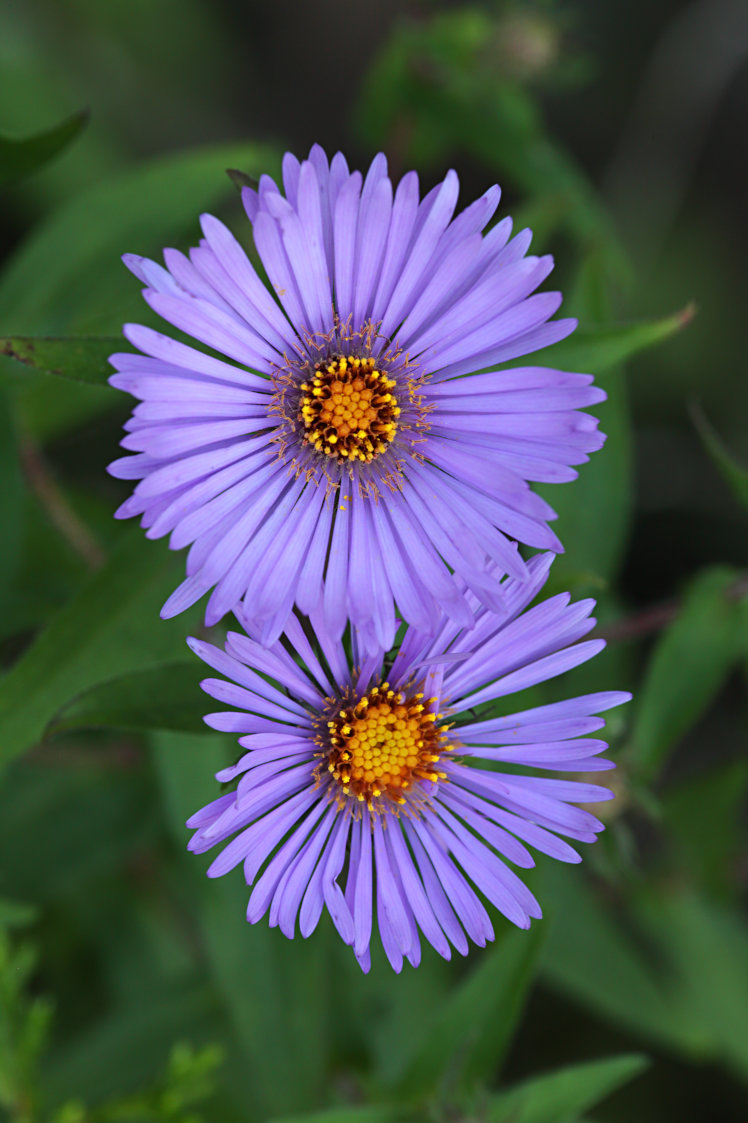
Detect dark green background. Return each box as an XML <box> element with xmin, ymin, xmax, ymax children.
<box><xmin>0</xmin><ymin>2</ymin><xmax>746</xmax><ymax>1121</ymax></box>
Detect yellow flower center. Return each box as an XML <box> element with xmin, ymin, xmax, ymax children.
<box><xmin>323</xmin><ymin>683</ymin><xmax>454</xmax><ymax>809</ymax></box>
<box><xmin>298</xmin><ymin>354</ymin><xmax>400</xmax><ymax>462</ymax></box>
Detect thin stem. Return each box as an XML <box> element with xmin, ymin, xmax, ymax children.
<box><xmin>19</xmin><ymin>431</ymin><xmax>105</xmax><ymax>571</ymax></box>
<box><xmin>599</xmin><ymin>572</ymin><xmax>748</xmax><ymax>644</ymax></box>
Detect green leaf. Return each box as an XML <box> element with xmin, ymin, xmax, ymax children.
<box><xmin>0</xmin><ymin>110</ymin><xmax>88</xmax><ymax>187</ymax></box>
<box><xmin>84</xmin><ymin>1041</ymin><xmax>224</xmax><ymax>1123</ymax></box>
<box><xmin>533</xmin><ymin>255</ymin><xmax>633</xmax><ymax>585</ymax></box>
<box><xmin>42</xmin><ymin>980</ymin><xmax>221</xmax><ymax>1108</ymax></box>
<box><xmin>535</xmin><ymin>301</ymin><xmax>692</xmax><ymax>588</ymax></box>
<box><xmin>486</xmin><ymin>1053</ymin><xmax>649</xmax><ymax>1123</ymax></box>
<box><xmin>269</xmin><ymin>1110</ymin><xmax>409</xmax><ymax>1123</ymax></box>
<box><xmin>356</xmin><ymin>9</ymin><xmax>625</xmax><ymax>278</ymax></box>
<box><xmin>634</xmin><ymin>889</ymin><xmax>748</xmax><ymax>1081</ymax></box>
<box><xmin>663</xmin><ymin>758</ymin><xmax>748</xmax><ymax>899</ymax></box>
<box><xmin>227</xmin><ymin>168</ymin><xmax>259</xmax><ymax>192</ymax></box>
<box><xmin>0</xmin><ymin>931</ymin><xmax>54</xmax><ymax>1113</ymax></box>
<box><xmin>199</xmin><ymin>873</ymin><xmax>330</xmax><ymax>1118</ymax></box>
<box><xmin>153</xmin><ymin>731</ymin><xmax>231</xmax><ymax>839</ymax></box>
<box><xmin>0</xmin><ymin>531</ymin><xmax>203</xmax><ymax>768</ymax></box>
<box><xmin>0</xmin><ymin>759</ymin><xmax>157</xmax><ymax>905</ymax></box>
<box><xmin>153</xmin><ymin>731</ymin><xmax>332</xmax><ymax>1119</ymax></box>
<box><xmin>691</xmin><ymin>404</ymin><xmax>748</xmax><ymax>509</ymax></box>
<box><xmin>331</xmin><ymin>943</ymin><xmax>452</xmax><ymax>1088</ymax></box>
<box><xmin>628</xmin><ymin>567</ymin><xmax>741</xmax><ymax>783</ymax></box>
<box><xmin>0</xmin><ymin>141</ymin><xmax>280</xmax><ymax>335</ymax></box>
<box><xmin>536</xmin><ymin>278</ymin><xmax>691</xmax><ymax>590</ymax></box>
<box><xmin>0</xmin><ymin>488</ymin><xmax>96</xmax><ymax>645</ymax></box>
<box><xmin>541</xmin><ymin>367</ymin><xmax>632</xmax><ymax>586</ymax></box>
<box><xmin>392</xmin><ymin>924</ymin><xmax>546</xmax><ymax>1103</ymax></box>
<box><xmin>532</xmin><ymin>304</ymin><xmax>695</xmax><ymax>376</ymax></box>
<box><xmin>0</xmin><ymin>337</ymin><xmax>119</xmax><ymax>387</ymax></box>
<box><xmin>47</xmin><ymin>661</ymin><xmax>208</xmax><ymax>737</ymax></box>
<box><xmin>0</xmin><ymin>389</ymin><xmax>23</xmax><ymax>616</ymax></box>
<box><xmin>0</xmin><ymin>142</ymin><xmax>278</xmax><ymax>443</ymax></box>
<box><xmin>541</xmin><ymin>864</ymin><xmax>707</xmax><ymax>1055</ymax></box>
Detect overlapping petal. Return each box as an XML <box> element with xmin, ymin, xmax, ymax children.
<box><xmin>187</xmin><ymin>557</ymin><xmax>629</xmax><ymax>971</ymax></box>
<box><xmin>110</xmin><ymin>146</ymin><xmax>606</xmax><ymax>647</ymax></box>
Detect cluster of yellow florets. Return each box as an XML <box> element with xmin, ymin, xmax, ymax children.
<box><xmin>298</xmin><ymin>354</ymin><xmax>400</xmax><ymax>463</ymax></box>
<box><xmin>323</xmin><ymin>682</ymin><xmax>453</xmax><ymax>810</ymax></box>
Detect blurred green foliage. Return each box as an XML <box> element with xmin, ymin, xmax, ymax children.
<box><xmin>0</xmin><ymin>927</ymin><xmax>222</xmax><ymax>1123</ymax></box>
<box><xmin>0</xmin><ymin>2</ymin><xmax>746</xmax><ymax>1122</ymax></box>
<box><xmin>0</xmin><ymin>111</ymin><xmax>88</xmax><ymax>190</ymax></box>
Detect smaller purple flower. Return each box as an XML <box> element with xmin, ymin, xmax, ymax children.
<box><xmin>187</xmin><ymin>555</ymin><xmax>629</xmax><ymax>972</ymax></box>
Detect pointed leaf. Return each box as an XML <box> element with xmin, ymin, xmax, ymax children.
<box><xmin>154</xmin><ymin>731</ymin><xmax>332</xmax><ymax>1118</ymax></box>
<box><xmin>486</xmin><ymin>1053</ymin><xmax>649</xmax><ymax>1123</ymax></box>
<box><xmin>541</xmin><ymin>864</ymin><xmax>709</xmax><ymax>1054</ymax></box>
<box><xmin>0</xmin><ymin>141</ymin><xmax>280</xmax><ymax>334</ymax></box>
<box><xmin>47</xmin><ymin>661</ymin><xmax>208</xmax><ymax>737</ymax></box>
<box><xmin>628</xmin><ymin>567</ymin><xmax>741</xmax><ymax>783</ymax></box>
<box><xmin>535</xmin><ymin>301</ymin><xmax>692</xmax><ymax>584</ymax></box>
<box><xmin>0</xmin><ymin>531</ymin><xmax>202</xmax><ymax>767</ymax></box>
<box><xmin>393</xmin><ymin>924</ymin><xmax>546</xmax><ymax>1103</ymax></box>
<box><xmin>535</xmin><ymin>253</ymin><xmax>633</xmax><ymax>585</ymax></box>
<box><xmin>42</xmin><ymin>981</ymin><xmax>220</xmax><ymax>1107</ymax></box>
<box><xmin>533</xmin><ymin>304</ymin><xmax>695</xmax><ymax>375</ymax></box>
<box><xmin>0</xmin><ymin>337</ymin><xmax>118</xmax><ymax>388</ymax></box>
<box><xmin>635</xmin><ymin>889</ymin><xmax>748</xmax><ymax>1080</ymax></box>
<box><xmin>691</xmin><ymin>404</ymin><xmax>748</xmax><ymax>509</ymax></box>
<box><xmin>0</xmin><ymin>110</ymin><xmax>88</xmax><ymax>188</ymax></box>
<box><xmin>663</xmin><ymin>758</ymin><xmax>748</xmax><ymax>898</ymax></box>
<box><xmin>541</xmin><ymin>366</ymin><xmax>632</xmax><ymax>585</ymax></box>
<box><xmin>227</xmin><ymin>168</ymin><xmax>259</xmax><ymax>192</ymax></box>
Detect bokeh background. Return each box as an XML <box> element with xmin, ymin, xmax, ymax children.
<box><xmin>0</xmin><ymin>1</ymin><xmax>747</xmax><ymax>1121</ymax></box>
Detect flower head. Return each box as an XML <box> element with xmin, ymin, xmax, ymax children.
<box><xmin>109</xmin><ymin>146</ymin><xmax>605</xmax><ymax>649</ymax></box>
<box><xmin>186</xmin><ymin>555</ymin><xmax>629</xmax><ymax>972</ymax></box>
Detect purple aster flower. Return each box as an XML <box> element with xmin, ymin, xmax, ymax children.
<box><xmin>109</xmin><ymin>145</ymin><xmax>605</xmax><ymax>649</ymax></box>
<box><xmin>186</xmin><ymin>554</ymin><xmax>629</xmax><ymax>972</ymax></box>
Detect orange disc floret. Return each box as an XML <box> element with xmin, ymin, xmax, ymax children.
<box><xmin>319</xmin><ymin>682</ymin><xmax>454</xmax><ymax>811</ymax></box>
<box><xmin>299</xmin><ymin>354</ymin><xmax>400</xmax><ymax>462</ymax></box>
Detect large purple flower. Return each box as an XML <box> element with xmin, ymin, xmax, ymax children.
<box><xmin>186</xmin><ymin>555</ymin><xmax>629</xmax><ymax>972</ymax></box>
<box><xmin>109</xmin><ymin>145</ymin><xmax>605</xmax><ymax>649</ymax></box>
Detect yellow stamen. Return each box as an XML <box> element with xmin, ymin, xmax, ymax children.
<box><xmin>321</xmin><ymin>684</ymin><xmax>454</xmax><ymax>810</ymax></box>
<box><xmin>298</xmin><ymin>354</ymin><xmax>400</xmax><ymax>463</ymax></box>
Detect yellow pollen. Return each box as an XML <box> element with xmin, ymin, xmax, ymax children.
<box><xmin>322</xmin><ymin>687</ymin><xmax>453</xmax><ymax>810</ymax></box>
<box><xmin>298</xmin><ymin>354</ymin><xmax>400</xmax><ymax>463</ymax></box>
